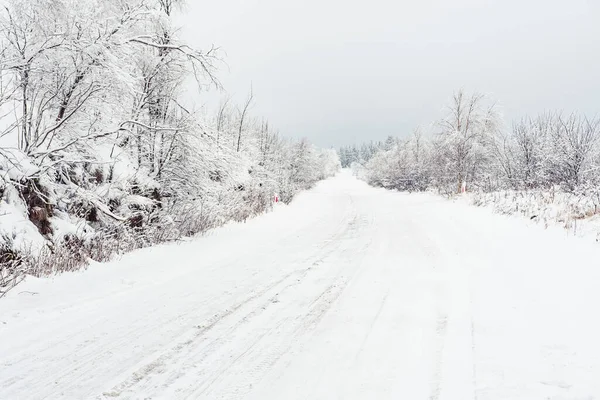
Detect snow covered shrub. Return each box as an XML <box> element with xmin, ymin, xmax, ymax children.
<box><xmin>0</xmin><ymin>234</ymin><xmax>25</xmax><ymax>297</ymax></box>
<box><xmin>365</xmin><ymin>130</ymin><xmax>431</xmax><ymax>192</ymax></box>
<box><xmin>317</xmin><ymin>149</ymin><xmax>342</xmax><ymax>179</ymax></box>
<box><xmin>235</xmin><ymin>182</ymin><xmax>274</xmax><ymax>222</ymax></box>
<box><xmin>277</xmin><ymin>139</ymin><xmax>340</xmax><ymax>202</ymax></box>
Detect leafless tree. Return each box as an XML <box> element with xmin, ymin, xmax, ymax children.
<box><xmin>550</xmin><ymin>113</ymin><xmax>600</xmax><ymax>190</ymax></box>
<box><xmin>436</xmin><ymin>90</ymin><xmax>500</xmax><ymax>193</ymax></box>
<box><xmin>216</xmin><ymin>96</ymin><xmax>231</xmax><ymax>147</ymax></box>
<box><xmin>236</xmin><ymin>87</ymin><xmax>253</xmax><ymax>152</ymax></box>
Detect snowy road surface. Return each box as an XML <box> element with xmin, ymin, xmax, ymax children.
<box><xmin>2</xmin><ymin>171</ymin><xmax>600</xmax><ymax>399</ymax></box>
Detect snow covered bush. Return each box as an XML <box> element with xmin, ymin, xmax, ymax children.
<box><xmin>365</xmin><ymin>130</ymin><xmax>431</xmax><ymax>192</ymax></box>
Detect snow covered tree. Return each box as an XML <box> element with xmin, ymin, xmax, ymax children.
<box><xmin>433</xmin><ymin>90</ymin><xmax>500</xmax><ymax>193</ymax></box>
<box><xmin>361</xmin><ymin>91</ymin><xmax>600</xmax><ymax>195</ymax></box>
<box><xmin>365</xmin><ymin>130</ymin><xmax>431</xmax><ymax>192</ymax></box>
<box><xmin>548</xmin><ymin>113</ymin><xmax>600</xmax><ymax>190</ymax></box>
<box><xmin>0</xmin><ymin>0</ymin><xmax>339</xmax><ymax>287</ymax></box>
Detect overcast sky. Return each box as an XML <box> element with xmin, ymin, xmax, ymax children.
<box><xmin>176</xmin><ymin>0</ymin><xmax>600</xmax><ymax>147</ymax></box>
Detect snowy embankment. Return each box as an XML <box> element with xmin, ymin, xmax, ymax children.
<box><xmin>1</xmin><ymin>170</ymin><xmax>600</xmax><ymax>399</ymax></box>
<box><xmin>469</xmin><ymin>189</ymin><xmax>600</xmax><ymax>242</ymax></box>
<box><xmin>0</xmin><ymin>142</ymin><xmax>341</xmax><ymax>296</ymax></box>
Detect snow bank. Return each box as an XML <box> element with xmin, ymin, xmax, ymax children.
<box><xmin>0</xmin><ymin>187</ymin><xmax>46</xmax><ymax>253</ymax></box>
<box><xmin>469</xmin><ymin>189</ymin><xmax>600</xmax><ymax>242</ymax></box>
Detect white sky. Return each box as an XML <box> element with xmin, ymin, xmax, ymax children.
<box><xmin>177</xmin><ymin>0</ymin><xmax>600</xmax><ymax>147</ymax></box>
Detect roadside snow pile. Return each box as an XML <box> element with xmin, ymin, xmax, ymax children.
<box><xmin>470</xmin><ymin>189</ymin><xmax>600</xmax><ymax>241</ymax></box>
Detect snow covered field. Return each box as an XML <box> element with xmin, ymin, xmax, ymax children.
<box><xmin>1</xmin><ymin>170</ymin><xmax>600</xmax><ymax>399</ymax></box>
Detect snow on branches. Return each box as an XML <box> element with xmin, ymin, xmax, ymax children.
<box><xmin>0</xmin><ymin>0</ymin><xmax>340</xmax><ymax>292</ymax></box>
<box><xmin>357</xmin><ymin>90</ymin><xmax>600</xmax><ymax>196</ymax></box>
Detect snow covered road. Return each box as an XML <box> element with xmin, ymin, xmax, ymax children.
<box><xmin>2</xmin><ymin>170</ymin><xmax>600</xmax><ymax>399</ymax></box>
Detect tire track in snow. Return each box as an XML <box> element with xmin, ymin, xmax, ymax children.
<box><xmin>421</xmin><ymin>211</ymin><xmax>477</xmax><ymax>400</ymax></box>
<box><xmin>353</xmin><ymin>289</ymin><xmax>390</xmax><ymax>364</ymax></box>
<box><xmin>1</xmin><ymin>188</ymin><xmax>360</xmax><ymax>400</ymax></box>
<box><xmin>98</xmin><ymin>202</ymin><xmax>370</xmax><ymax>399</ymax></box>
<box><xmin>173</xmin><ymin>211</ymin><xmax>374</xmax><ymax>399</ymax></box>
<box><xmin>100</xmin><ymin>268</ymin><xmax>302</xmax><ymax>398</ymax></box>
<box><xmin>172</xmin><ymin>207</ymin><xmax>373</xmax><ymax>399</ymax></box>
<box><xmin>429</xmin><ymin>306</ymin><xmax>449</xmax><ymax>400</ymax></box>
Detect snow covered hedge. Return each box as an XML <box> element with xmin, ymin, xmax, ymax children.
<box><xmin>0</xmin><ymin>0</ymin><xmax>340</xmax><ymax>295</ymax></box>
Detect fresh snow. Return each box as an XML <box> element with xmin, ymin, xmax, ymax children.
<box><xmin>1</xmin><ymin>170</ymin><xmax>600</xmax><ymax>399</ymax></box>
<box><xmin>0</xmin><ymin>185</ymin><xmax>47</xmax><ymax>253</ymax></box>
